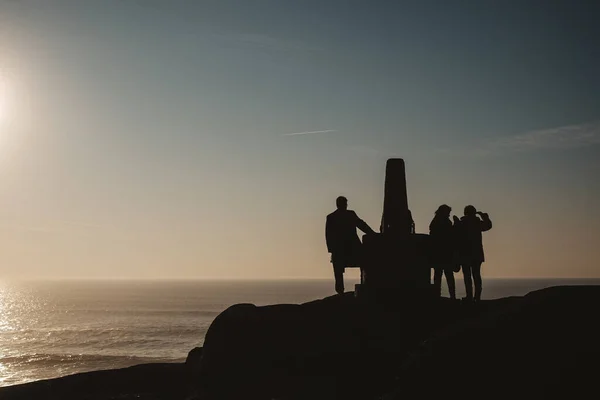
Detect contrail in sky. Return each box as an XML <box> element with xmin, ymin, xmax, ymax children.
<box><xmin>281</xmin><ymin>129</ymin><xmax>337</xmax><ymax>136</ymax></box>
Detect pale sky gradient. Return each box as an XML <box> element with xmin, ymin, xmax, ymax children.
<box><xmin>0</xmin><ymin>0</ymin><xmax>599</xmax><ymax>279</ymax></box>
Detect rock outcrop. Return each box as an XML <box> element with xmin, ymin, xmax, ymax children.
<box><xmin>194</xmin><ymin>286</ymin><xmax>600</xmax><ymax>399</ymax></box>
<box><xmin>384</xmin><ymin>285</ymin><xmax>600</xmax><ymax>399</ymax></box>
<box><xmin>1</xmin><ymin>285</ymin><xmax>598</xmax><ymax>400</ymax></box>
<box><xmin>194</xmin><ymin>291</ymin><xmax>520</xmax><ymax>400</ymax></box>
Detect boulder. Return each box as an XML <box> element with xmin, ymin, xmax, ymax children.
<box><xmin>195</xmin><ymin>292</ymin><xmax>515</xmax><ymax>399</ymax></box>
<box><xmin>384</xmin><ymin>286</ymin><xmax>600</xmax><ymax>399</ymax></box>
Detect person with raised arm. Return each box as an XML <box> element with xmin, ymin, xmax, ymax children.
<box><xmin>454</xmin><ymin>205</ymin><xmax>492</xmax><ymax>302</ymax></box>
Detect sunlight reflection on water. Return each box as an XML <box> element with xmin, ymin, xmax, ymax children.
<box><xmin>0</xmin><ymin>279</ymin><xmax>341</xmax><ymax>386</ymax></box>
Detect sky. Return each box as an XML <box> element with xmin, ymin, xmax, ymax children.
<box><xmin>0</xmin><ymin>0</ymin><xmax>599</xmax><ymax>279</ymax></box>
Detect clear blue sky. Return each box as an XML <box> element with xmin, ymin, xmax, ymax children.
<box><xmin>0</xmin><ymin>0</ymin><xmax>599</xmax><ymax>279</ymax></box>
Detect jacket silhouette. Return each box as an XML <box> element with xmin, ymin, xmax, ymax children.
<box><xmin>326</xmin><ymin>210</ymin><xmax>374</xmax><ymax>266</ymax></box>
<box><xmin>455</xmin><ymin>213</ymin><xmax>492</xmax><ymax>264</ymax></box>
<box><xmin>429</xmin><ymin>214</ymin><xmax>455</xmax><ymax>264</ymax></box>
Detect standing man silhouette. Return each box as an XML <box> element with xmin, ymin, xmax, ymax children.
<box><xmin>454</xmin><ymin>205</ymin><xmax>492</xmax><ymax>302</ymax></box>
<box><xmin>326</xmin><ymin>196</ymin><xmax>376</xmax><ymax>294</ymax></box>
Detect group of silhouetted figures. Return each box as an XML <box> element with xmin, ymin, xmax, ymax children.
<box><xmin>326</xmin><ymin>196</ymin><xmax>492</xmax><ymax>302</ymax></box>
<box><xmin>429</xmin><ymin>204</ymin><xmax>492</xmax><ymax>301</ymax></box>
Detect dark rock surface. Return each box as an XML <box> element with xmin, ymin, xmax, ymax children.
<box><xmin>195</xmin><ymin>292</ymin><xmax>521</xmax><ymax>400</ymax></box>
<box><xmin>384</xmin><ymin>285</ymin><xmax>600</xmax><ymax>399</ymax></box>
<box><xmin>1</xmin><ymin>285</ymin><xmax>598</xmax><ymax>400</ymax></box>
<box><xmin>0</xmin><ymin>362</ymin><xmax>189</xmax><ymax>400</ymax></box>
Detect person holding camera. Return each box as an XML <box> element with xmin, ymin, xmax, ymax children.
<box><xmin>453</xmin><ymin>205</ymin><xmax>492</xmax><ymax>302</ymax></box>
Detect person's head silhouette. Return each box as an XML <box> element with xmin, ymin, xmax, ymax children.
<box><xmin>336</xmin><ymin>196</ymin><xmax>348</xmax><ymax>210</ymax></box>
<box><xmin>464</xmin><ymin>205</ymin><xmax>476</xmax><ymax>217</ymax></box>
<box><xmin>435</xmin><ymin>204</ymin><xmax>451</xmax><ymax>218</ymax></box>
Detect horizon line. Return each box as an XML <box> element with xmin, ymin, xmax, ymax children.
<box><xmin>3</xmin><ymin>276</ymin><xmax>600</xmax><ymax>282</ymax></box>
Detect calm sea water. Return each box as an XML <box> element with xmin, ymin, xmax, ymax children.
<box><xmin>1</xmin><ymin>278</ymin><xmax>598</xmax><ymax>387</ymax></box>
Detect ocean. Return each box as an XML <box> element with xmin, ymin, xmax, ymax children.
<box><xmin>1</xmin><ymin>278</ymin><xmax>598</xmax><ymax>387</ymax></box>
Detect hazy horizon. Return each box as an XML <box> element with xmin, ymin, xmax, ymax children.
<box><xmin>5</xmin><ymin>275</ymin><xmax>600</xmax><ymax>282</ymax></box>
<box><xmin>1</xmin><ymin>0</ymin><xmax>599</xmax><ymax>279</ymax></box>
<box><xmin>4</xmin><ymin>274</ymin><xmax>600</xmax><ymax>284</ymax></box>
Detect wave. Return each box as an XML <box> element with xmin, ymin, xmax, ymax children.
<box><xmin>2</xmin><ymin>325</ymin><xmax>209</xmax><ymax>337</ymax></box>
<box><xmin>0</xmin><ymin>353</ymin><xmax>182</xmax><ymax>367</ymax></box>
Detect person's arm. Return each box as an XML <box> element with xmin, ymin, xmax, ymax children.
<box><xmin>353</xmin><ymin>211</ymin><xmax>376</xmax><ymax>235</ymax></box>
<box><xmin>478</xmin><ymin>212</ymin><xmax>492</xmax><ymax>232</ymax></box>
<box><xmin>325</xmin><ymin>216</ymin><xmax>334</xmax><ymax>253</ymax></box>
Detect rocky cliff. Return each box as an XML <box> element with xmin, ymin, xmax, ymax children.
<box><xmin>1</xmin><ymin>285</ymin><xmax>598</xmax><ymax>400</ymax></box>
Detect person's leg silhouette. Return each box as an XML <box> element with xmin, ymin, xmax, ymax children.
<box><xmin>444</xmin><ymin>267</ymin><xmax>456</xmax><ymax>299</ymax></box>
<box><xmin>462</xmin><ymin>264</ymin><xmax>473</xmax><ymax>300</ymax></box>
<box><xmin>473</xmin><ymin>262</ymin><xmax>483</xmax><ymax>301</ymax></box>
<box><xmin>433</xmin><ymin>267</ymin><xmax>443</xmax><ymax>297</ymax></box>
<box><xmin>333</xmin><ymin>263</ymin><xmax>345</xmax><ymax>294</ymax></box>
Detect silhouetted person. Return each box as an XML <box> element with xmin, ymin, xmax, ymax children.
<box><xmin>454</xmin><ymin>205</ymin><xmax>492</xmax><ymax>302</ymax></box>
<box><xmin>429</xmin><ymin>204</ymin><xmax>456</xmax><ymax>299</ymax></box>
<box><xmin>326</xmin><ymin>196</ymin><xmax>376</xmax><ymax>294</ymax></box>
